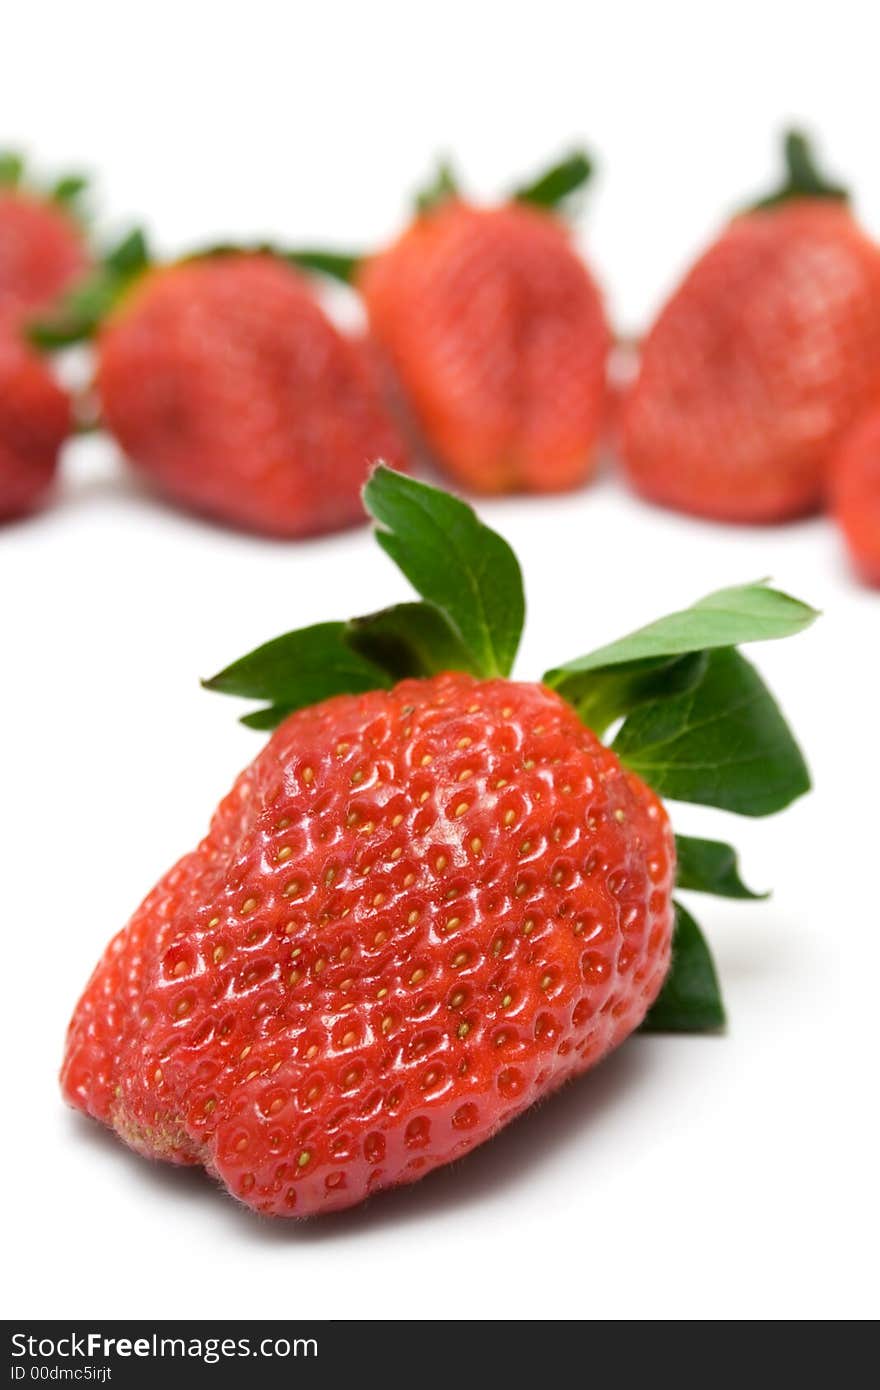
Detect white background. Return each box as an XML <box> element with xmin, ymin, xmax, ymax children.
<box><xmin>2</xmin><ymin>0</ymin><xmax>878</xmax><ymax>1321</ymax></box>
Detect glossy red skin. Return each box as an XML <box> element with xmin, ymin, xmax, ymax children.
<box><xmin>831</xmin><ymin>407</ymin><xmax>880</xmax><ymax>585</ymax></box>
<box><xmin>360</xmin><ymin>201</ymin><xmax>610</xmax><ymax>494</ymax></box>
<box><xmin>62</xmin><ymin>673</ymin><xmax>674</xmax><ymax>1217</ymax></box>
<box><xmin>0</xmin><ymin>333</ymin><xmax>71</xmax><ymax>520</ymax></box>
<box><xmin>96</xmin><ymin>255</ymin><xmax>409</xmax><ymax>538</ymax></box>
<box><xmin>621</xmin><ymin>201</ymin><xmax>880</xmax><ymax>522</ymax></box>
<box><xmin>0</xmin><ymin>190</ymin><xmax>89</xmax><ymax>329</ymax></box>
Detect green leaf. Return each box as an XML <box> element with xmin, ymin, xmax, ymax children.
<box><xmin>512</xmin><ymin>149</ymin><xmax>593</xmax><ymax>210</ymax></box>
<box><xmin>363</xmin><ymin>466</ymin><xmax>525</xmax><ymax>679</ymax></box>
<box><xmin>51</xmin><ymin>173</ymin><xmax>89</xmax><ymax>208</ymax></box>
<box><xmin>239</xmin><ymin>705</ymin><xmax>297</xmax><ymax>731</ymax></box>
<box><xmin>347</xmin><ymin>602</ymin><xmax>479</xmax><ymax>680</ymax></box>
<box><xmin>0</xmin><ymin>151</ymin><xmax>25</xmax><ymax>186</ymax></box>
<box><xmin>414</xmin><ymin>159</ymin><xmax>459</xmax><ymax>215</ymax></box>
<box><xmin>552</xmin><ymin>652</ymin><xmax>708</xmax><ymax>740</ymax></box>
<box><xmin>103</xmin><ymin>227</ymin><xmax>150</xmax><ymax>277</ymax></box>
<box><xmin>202</xmin><ymin>621</ymin><xmax>391</xmax><ymax>724</ymax></box>
<box><xmin>613</xmin><ymin>648</ymin><xmax>810</xmax><ymax>817</ymax></box>
<box><xmin>29</xmin><ymin>227</ymin><xmax>151</xmax><ymax>348</ymax></box>
<box><xmin>547</xmin><ymin>582</ymin><xmax>817</xmax><ymax>684</ymax></box>
<box><xmin>751</xmin><ymin>129</ymin><xmax>849</xmax><ymax>211</ymax></box>
<box><xmin>284</xmin><ymin>248</ymin><xmax>362</xmax><ymax>285</ymax></box>
<box><xmin>641</xmin><ymin>902</ymin><xmax>726</xmax><ymax>1033</ymax></box>
<box><xmin>675</xmin><ymin>834</ymin><xmax>766</xmax><ymax>900</ymax></box>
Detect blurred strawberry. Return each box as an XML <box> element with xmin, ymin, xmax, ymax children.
<box><xmin>0</xmin><ymin>152</ymin><xmax>91</xmax><ymax>331</ymax></box>
<box><xmin>95</xmin><ymin>252</ymin><xmax>409</xmax><ymax>538</ymax></box>
<box><xmin>831</xmin><ymin>407</ymin><xmax>880</xmax><ymax>585</ymax></box>
<box><xmin>620</xmin><ymin>132</ymin><xmax>880</xmax><ymax>523</ymax></box>
<box><xmin>352</xmin><ymin>153</ymin><xmax>610</xmax><ymax>494</ymax></box>
<box><xmin>0</xmin><ymin>331</ymin><xmax>71</xmax><ymax>520</ymax></box>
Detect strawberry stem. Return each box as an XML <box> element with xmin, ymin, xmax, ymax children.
<box><xmin>751</xmin><ymin>129</ymin><xmax>849</xmax><ymax>210</ymax></box>
<box><xmin>512</xmin><ymin>149</ymin><xmax>594</xmax><ymax>211</ymax></box>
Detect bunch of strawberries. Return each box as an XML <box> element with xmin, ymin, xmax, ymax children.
<box><xmin>3</xmin><ymin>132</ymin><xmax>880</xmax><ymax>583</ymax></box>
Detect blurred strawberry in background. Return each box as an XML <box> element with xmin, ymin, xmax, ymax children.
<box><xmin>0</xmin><ymin>151</ymin><xmax>91</xmax><ymax>330</ymax></box>
<box><xmin>95</xmin><ymin>252</ymin><xmax>409</xmax><ymax>537</ymax></box>
<box><xmin>0</xmin><ymin>333</ymin><xmax>71</xmax><ymax>519</ymax></box>
<box><xmin>831</xmin><ymin>407</ymin><xmax>880</xmax><ymax>585</ymax></box>
<box><xmin>356</xmin><ymin>152</ymin><xmax>610</xmax><ymax>494</ymax></box>
<box><xmin>620</xmin><ymin>132</ymin><xmax>880</xmax><ymax>523</ymax></box>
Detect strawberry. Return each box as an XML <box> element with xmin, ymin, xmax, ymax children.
<box><xmin>831</xmin><ymin>406</ymin><xmax>880</xmax><ymax>585</ymax></box>
<box><xmin>62</xmin><ymin>469</ymin><xmax>814</xmax><ymax>1216</ymax></box>
<box><xmin>93</xmin><ymin>252</ymin><xmax>409</xmax><ymax>537</ymax></box>
<box><xmin>0</xmin><ymin>152</ymin><xmax>90</xmax><ymax>331</ymax></box>
<box><xmin>297</xmin><ymin>152</ymin><xmax>610</xmax><ymax>494</ymax></box>
<box><xmin>0</xmin><ymin>331</ymin><xmax>71</xmax><ymax>521</ymax></box>
<box><xmin>620</xmin><ymin>132</ymin><xmax>880</xmax><ymax>522</ymax></box>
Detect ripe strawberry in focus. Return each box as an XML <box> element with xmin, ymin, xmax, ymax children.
<box><xmin>358</xmin><ymin>153</ymin><xmax>610</xmax><ymax>493</ymax></box>
<box><xmin>62</xmin><ymin>673</ymin><xmax>673</xmax><ymax>1212</ymax></box>
<box><xmin>0</xmin><ymin>332</ymin><xmax>71</xmax><ymax>520</ymax></box>
<box><xmin>61</xmin><ymin>470</ymin><xmax>814</xmax><ymax>1217</ymax></box>
<box><xmin>832</xmin><ymin>408</ymin><xmax>880</xmax><ymax>585</ymax></box>
<box><xmin>620</xmin><ymin>132</ymin><xmax>880</xmax><ymax>522</ymax></box>
<box><xmin>0</xmin><ymin>153</ymin><xmax>90</xmax><ymax>330</ymax></box>
<box><xmin>96</xmin><ymin>253</ymin><xmax>409</xmax><ymax>537</ymax></box>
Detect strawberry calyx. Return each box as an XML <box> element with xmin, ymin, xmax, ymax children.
<box><xmin>510</xmin><ymin>148</ymin><xmax>594</xmax><ymax>211</ymax></box>
<box><xmin>0</xmin><ymin>148</ymin><xmax>91</xmax><ymax>217</ymax></box>
<box><xmin>279</xmin><ymin>146</ymin><xmax>597</xmax><ymax>287</ymax></box>
<box><xmin>204</xmin><ymin>465</ymin><xmax>817</xmax><ymax>1033</ymax></box>
<box><xmin>414</xmin><ymin>158</ymin><xmax>461</xmax><ymax>215</ymax></box>
<box><xmin>28</xmin><ymin>227</ymin><xmax>151</xmax><ymax>348</ymax></box>
<box><xmin>750</xmin><ymin>129</ymin><xmax>850</xmax><ymax>212</ymax></box>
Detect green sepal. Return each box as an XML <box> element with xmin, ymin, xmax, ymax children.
<box><xmin>347</xmin><ymin>602</ymin><xmax>479</xmax><ymax>680</ymax></box>
<box><xmin>202</xmin><ymin>621</ymin><xmax>392</xmax><ymax>727</ymax></box>
<box><xmin>414</xmin><ymin>159</ymin><xmax>460</xmax><ymax>215</ymax></box>
<box><xmin>675</xmin><ymin>834</ymin><xmax>766</xmax><ymax>900</ymax></box>
<box><xmin>50</xmin><ymin>173</ymin><xmax>89</xmax><ymax>211</ymax></box>
<box><xmin>546</xmin><ymin>582</ymin><xmax>817</xmax><ymax>688</ymax></box>
<box><xmin>551</xmin><ymin>651</ymin><xmax>708</xmax><ymax>741</ymax></box>
<box><xmin>363</xmin><ymin>465</ymin><xmax>525</xmax><ymax>679</ymax></box>
<box><xmin>613</xmin><ymin>647</ymin><xmax>811</xmax><ymax>817</ymax></box>
<box><xmin>641</xmin><ymin>902</ymin><xmax>726</xmax><ymax>1033</ymax></box>
<box><xmin>283</xmin><ymin>248</ymin><xmax>363</xmax><ymax>285</ymax></box>
<box><xmin>0</xmin><ymin>151</ymin><xmax>25</xmax><ymax>187</ymax></box>
<box><xmin>187</xmin><ymin>241</ymin><xmax>363</xmax><ymax>287</ymax></box>
<box><xmin>512</xmin><ymin>149</ymin><xmax>593</xmax><ymax>211</ymax></box>
<box><xmin>750</xmin><ymin>129</ymin><xmax>849</xmax><ymax>211</ymax></box>
<box><xmin>28</xmin><ymin>227</ymin><xmax>151</xmax><ymax>348</ymax></box>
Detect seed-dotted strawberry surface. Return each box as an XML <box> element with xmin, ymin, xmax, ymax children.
<box><xmin>63</xmin><ymin>674</ymin><xmax>674</xmax><ymax>1215</ymax></box>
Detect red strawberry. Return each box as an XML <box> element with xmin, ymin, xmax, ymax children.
<box><xmin>831</xmin><ymin>407</ymin><xmax>880</xmax><ymax>585</ymax></box>
<box><xmin>358</xmin><ymin>155</ymin><xmax>610</xmax><ymax>494</ymax></box>
<box><xmin>62</xmin><ymin>673</ymin><xmax>673</xmax><ymax>1210</ymax></box>
<box><xmin>61</xmin><ymin>470</ymin><xmax>812</xmax><ymax>1216</ymax></box>
<box><xmin>0</xmin><ymin>157</ymin><xmax>90</xmax><ymax>330</ymax></box>
<box><xmin>96</xmin><ymin>253</ymin><xmax>409</xmax><ymax>537</ymax></box>
<box><xmin>0</xmin><ymin>332</ymin><xmax>71</xmax><ymax>520</ymax></box>
<box><xmin>620</xmin><ymin>133</ymin><xmax>880</xmax><ymax>522</ymax></box>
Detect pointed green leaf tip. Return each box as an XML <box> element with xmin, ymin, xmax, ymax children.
<box><xmin>29</xmin><ymin>226</ymin><xmax>151</xmax><ymax>348</ymax></box>
<box><xmin>414</xmin><ymin>159</ymin><xmax>460</xmax><ymax>215</ymax></box>
<box><xmin>675</xmin><ymin>835</ymin><xmax>767</xmax><ymax>900</ymax></box>
<box><xmin>202</xmin><ymin>622</ymin><xmax>392</xmax><ymax>730</ymax></box>
<box><xmin>363</xmin><ymin>466</ymin><xmax>525</xmax><ymax>679</ymax></box>
<box><xmin>203</xmin><ymin>469</ymin><xmax>525</xmax><ymax>726</ymax></box>
<box><xmin>547</xmin><ymin>581</ymin><xmax>815</xmax><ymax>818</ymax></box>
<box><xmin>751</xmin><ymin>129</ymin><xmax>849</xmax><ymax>211</ymax></box>
<box><xmin>642</xmin><ymin>902</ymin><xmax>726</xmax><ymax>1033</ymax></box>
<box><xmin>512</xmin><ymin>149</ymin><xmax>594</xmax><ymax>211</ymax></box>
